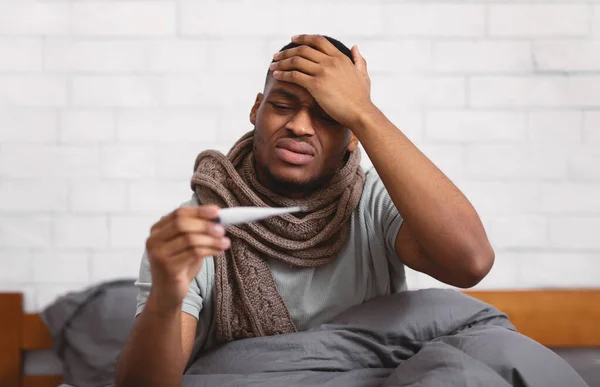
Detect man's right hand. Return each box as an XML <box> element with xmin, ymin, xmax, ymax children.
<box><xmin>145</xmin><ymin>205</ymin><xmax>231</xmax><ymax>310</ymax></box>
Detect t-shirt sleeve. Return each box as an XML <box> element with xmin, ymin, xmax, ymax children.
<box><xmin>134</xmin><ymin>195</ymin><xmax>205</xmax><ymax>320</ymax></box>
<box><xmin>363</xmin><ymin>168</ymin><xmax>407</xmax><ymax>292</ymax></box>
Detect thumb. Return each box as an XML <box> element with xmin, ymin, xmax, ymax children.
<box><xmin>351</xmin><ymin>45</ymin><xmax>368</xmax><ymax>76</ymax></box>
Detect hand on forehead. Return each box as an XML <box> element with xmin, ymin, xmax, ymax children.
<box><xmin>272</xmin><ymin>34</ymin><xmax>351</xmax><ymax>66</ymax></box>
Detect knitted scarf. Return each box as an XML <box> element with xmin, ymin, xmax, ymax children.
<box><xmin>190</xmin><ymin>130</ymin><xmax>365</xmax><ymax>343</ymax></box>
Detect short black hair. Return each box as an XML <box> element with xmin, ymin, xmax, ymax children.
<box><xmin>264</xmin><ymin>35</ymin><xmax>354</xmax><ymax>89</ymax></box>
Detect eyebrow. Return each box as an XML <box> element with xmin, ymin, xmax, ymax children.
<box><xmin>268</xmin><ymin>87</ymin><xmax>337</xmax><ymax>122</ymax></box>
<box><xmin>269</xmin><ymin>88</ymin><xmax>305</xmax><ymax>103</ymax></box>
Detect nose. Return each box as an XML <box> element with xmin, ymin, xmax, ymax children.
<box><xmin>286</xmin><ymin>108</ymin><xmax>315</xmax><ymax>137</ymax></box>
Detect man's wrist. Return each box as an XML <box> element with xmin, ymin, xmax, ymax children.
<box><xmin>351</xmin><ymin>103</ymin><xmax>383</xmax><ymax>139</ymax></box>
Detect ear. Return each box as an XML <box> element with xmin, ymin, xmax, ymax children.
<box><xmin>347</xmin><ymin>132</ymin><xmax>359</xmax><ymax>152</ymax></box>
<box><xmin>250</xmin><ymin>93</ymin><xmax>263</xmax><ymax>125</ymax></box>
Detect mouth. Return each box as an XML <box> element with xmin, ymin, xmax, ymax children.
<box><xmin>274</xmin><ymin>138</ymin><xmax>315</xmax><ymax>166</ymax></box>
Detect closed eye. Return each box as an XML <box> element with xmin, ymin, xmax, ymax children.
<box><xmin>319</xmin><ymin>115</ymin><xmax>338</xmax><ymax>125</ymax></box>
<box><xmin>271</xmin><ymin>103</ymin><xmax>292</xmax><ymax>111</ymax></box>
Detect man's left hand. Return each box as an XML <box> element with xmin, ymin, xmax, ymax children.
<box><xmin>270</xmin><ymin>34</ymin><xmax>375</xmax><ymax>130</ymax></box>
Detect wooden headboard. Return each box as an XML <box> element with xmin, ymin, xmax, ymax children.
<box><xmin>1</xmin><ymin>289</ymin><xmax>599</xmax><ymax>387</ymax></box>
<box><xmin>0</xmin><ymin>293</ymin><xmax>62</xmax><ymax>387</ymax></box>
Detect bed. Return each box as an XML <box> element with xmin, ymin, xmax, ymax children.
<box><xmin>1</xmin><ymin>287</ymin><xmax>599</xmax><ymax>387</ymax></box>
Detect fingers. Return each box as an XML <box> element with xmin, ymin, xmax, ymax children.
<box><xmin>273</xmin><ymin>44</ymin><xmax>328</xmax><ymax>64</ymax></box>
<box><xmin>157</xmin><ymin>233</ymin><xmax>230</xmax><ymax>259</ymax></box>
<box><xmin>151</xmin><ymin>205</ymin><xmax>220</xmax><ymax>235</ymax></box>
<box><xmin>170</xmin><ymin>245</ymin><xmax>227</xmax><ymax>265</ymax></box>
<box><xmin>272</xmin><ymin>70</ymin><xmax>314</xmax><ymax>90</ymax></box>
<box><xmin>351</xmin><ymin>45</ymin><xmax>368</xmax><ymax>75</ymax></box>
<box><xmin>270</xmin><ymin>56</ymin><xmax>320</xmax><ymax>76</ymax></box>
<box><xmin>289</xmin><ymin>34</ymin><xmax>341</xmax><ymax>57</ymax></box>
<box><xmin>152</xmin><ymin>216</ymin><xmax>225</xmax><ymax>245</ymax></box>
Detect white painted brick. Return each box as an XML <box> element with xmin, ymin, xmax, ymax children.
<box><xmin>209</xmin><ymin>39</ymin><xmax>272</xmax><ymax>74</ymax></box>
<box><xmin>33</xmin><ymin>250</ymin><xmax>90</xmax><ymax>284</ymax></box>
<box><xmin>70</xmin><ymin>181</ymin><xmax>127</xmax><ymax>212</ymax></box>
<box><xmin>371</xmin><ymin>108</ymin><xmax>424</xmax><ymax>146</ymax></box>
<box><xmin>218</xmin><ymin>106</ymin><xmax>258</xmax><ymax>142</ymax></box>
<box><xmin>60</xmin><ymin>110</ymin><xmax>116</xmax><ymax>143</ymax></box>
<box><xmin>357</xmin><ymin>40</ymin><xmax>431</xmax><ymax>74</ymax></box>
<box><xmin>528</xmin><ymin>111</ymin><xmax>583</xmax><ymax>143</ymax></box>
<box><xmin>90</xmin><ymin>250</ymin><xmax>143</xmax><ymax>282</ymax></box>
<box><xmin>0</xmin><ymin>181</ymin><xmax>68</xmax><ymax>212</ymax></box>
<box><xmin>35</xmin><ymin>284</ymin><xmax>89</xmax><ymax>311</ymax></box>
<box><xmin>0</xmin><ymin>76</ymin><xmax>66</xmax><ymax>107</ymax></box>
<box><xmin>490</xmin><ymin>5</ymin><xmax>589</xmax><ymax>37</ymax></box>
<box><xmin>534</xmin><ymin>41</ymin><xmax>600</xmax><ymax>72</ymax></box>
<box><xmin>0</xmin><ymin>249</ymin><xmax>32</xmax><ymax>283</ymax></box>
<box><xmin>549</xmin><ymin>217</ymin><xmax>600</xmax><ymax>249</ymax></box>
<box><xmin>0</xmin><ymin>284</ymin><xmax>36</xmax><ymax>312</ymax></box>
<box><xmin>182</xmin><ymin>1</ymin><xmax>382</xmax><ymax>37</ymax></box>
<box><xmin>433</xmin><ymin>42</ymin><xmax>532</xmax><ymax>73</ymax></box>
<box><xmin>0</xmin><ymin>145</ymin><xmax>100</xmax><ymax>178</ymax></box>
<box><xmin>54</xmin><ymin>215</ymin><xmax>108</xmax><ymax>248</ymax></box>
<box><xmin>0</xmin><ymin>216</ymin><xmax>52</xmax><ymax>248</ymax></box>
<box><xmin>45</xmin><ymin>40</ymin><xmax>147</xmax><ymax>72</ymax></box>
<box><xmin>592</xmin><ymin>5</ymin><xmax>600</xmax><ymax>38</ymax></box>
<box><xmin>148</xmin><ymin>40</ymin><xmax>210</xmax><ymax>73</ymax></box>
<box><xmin>71</xmin><ymin>2</ymin><xmax>176</xmax><ymax>36</ymax></box>
<box><xmin>100</xmin><ymin>144</ymin><xmax>156</xmax><ymax>179</ymax></box>
<box><xmin>404</xmin><ymin>266</ymin><xmax>422</xmax><ymax>290</ymax></box>
<box><xmin>473</xmin><ymin>253</ymin><xmax>521</xmax><ymax>290</ymax></box>
<box><xmin>426</xmin><ymin>111</ymin><xmax>527</xmax><ymax>142</ymax></box>
<box><xmin>383</xmin><ymin>5</ymin><xmax>485</xmax><ymax>37</ymax></box>
<box><xmin>520</xmin><ymin>253</ymin><xmax>600</xmax><ymax>287</ymax></box>
<box><xmin>541</xmin><ymin>183</ymin><xmax>600</xmax><ymax>214</ymax></box>
<box><xmin>0</xmin><ymin>109</ymin><xmax>57</xmax><ymax>142</ymax></box>
<box><xmin>470</xmin><ymin>76</ymin><xmax>600</xmax><ymax>108</ymax></box>
<box><xmin>277</xmin><ymin>3</ymin><xmax>383</xmax><ymax>38</ymax></box>
<box><xmin>488</xmin><ymin>215</ymin><xmax>548</xmax><ymax>249</ymax></box>
<box><xmin>583</xmin><ymin>112</ymin><xmax>600</xmax><ymax>143</ymax></box>
<box><xmin>371</xmin><ymin>76</ymin><xmax>465</xmax><ymax>109</ymax></box>
<box><xmin>465</xmin><ymin>144</ymin><xmax>568</xmax><ymax>179</ymax></box>
<box><xmin>0</xmin><ymin>38</ymin><xmax>42</xmax><ymax>71</ymax></box>
<box><xmin>165</xmin><ymin>75</ymin><xmax>262</xmax><ymax>107</ymax></box>
<box><xmin>570</xmin><ymin>147</ymin><xmax>600</xmax><ymax>180</ymax></box>
<box><xmin>155</xmin><ymin>143</ymin><xmax>211</xmax><ymax>179</ymax></box>
<box><xmin>181</xmin><ymin>0</ymin><xmax>280</xmax><ymax>37</ymax></box>
<box><xmin>0</xmin><ymin>3</ymin><xmax>69</xmax><ymax>35</ymax></box>
<box><xmin>128</xmin><ymin>181</ymin><xmax>191</xmax><ymax>213</ymax></box>
<box><xmin>72</xmin><ymin>76</ymin><xmax>161</xmax><ymax>107</ymax></box>
<box><xmin>418</xmin><ymin>144</ymin><xmax>465</xmax><ymax>180</ymax></box>
<box><xmin>117</xmin><ymin>110</ymin><xmax>219</xmax><ymax>143</ymax></box>
<box><xmin>459</xmin><ymin>182</ymin><xmax>541</xmax><ymax>216</ymax></box>
<box><xmin>109</xmin><ymin>215</ymin><xmax>156</xmax><ymax>248</ymax></box>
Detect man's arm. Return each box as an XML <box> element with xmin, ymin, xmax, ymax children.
<box><xmin>115</xmin><ymin>302</ymin><xmax>197</xmax><ymax>387</ymax></box>
<box><xmin>115</xmin><ymin>205</ymin><xmax>230</xmax><ymax>386</ymax></box>
<box><xmin>353</xmin><ymin>107</ymin><xmax>494</xmax><ymax>288</ymax></box>
<box><xmin>267</xmin><ymin>34</ymin><xmax>493</xmax><ymax>287</ymax></box>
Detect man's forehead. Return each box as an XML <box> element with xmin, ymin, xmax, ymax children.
<box><xmin>267</xmin><ymin>82</ymin><xmax>314</xmax><ymax>105</ymax></box>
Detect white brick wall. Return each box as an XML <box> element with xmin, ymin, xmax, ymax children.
<box><xmin>0</xmin><ymin>0</ymin><xmax>598</xmax><ymax>311</ymax></box>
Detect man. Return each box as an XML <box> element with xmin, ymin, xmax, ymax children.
<box><xmin>115</xmin><ymin>35</ymin><xmax>494</xmax><ymax>387</ymax></box>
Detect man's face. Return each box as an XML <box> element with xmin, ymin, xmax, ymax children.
<box><xmin>250</xmin><ymin>78</ymin><xmax>357</xmax><ymax>196</ymax></box>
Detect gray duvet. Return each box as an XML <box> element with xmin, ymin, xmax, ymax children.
<box><xmin>58</xmin><ymin>288</ymin><xmax>589</xmax><ymax>387</ymax></box>
<box><xmin>180</xmin><ymin>289</ymin><xmax>589</xmax><ymax>387</ymax></box>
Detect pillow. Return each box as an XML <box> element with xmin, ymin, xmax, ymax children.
<box><xmin>41</xmin><ymin>279</ymin><xmax>138</xmax><ymax>387</ymax></box>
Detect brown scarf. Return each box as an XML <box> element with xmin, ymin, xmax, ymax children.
<box><xmin>190</xmin><ymin>130</ymin><xmax>365</xmax><ymax>343</ymax></box>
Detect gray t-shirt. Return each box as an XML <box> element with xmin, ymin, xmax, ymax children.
<box><xmin>135</xmin><ymin>166</ymin><xmax>406</xmax><ymax>361</ymax></box>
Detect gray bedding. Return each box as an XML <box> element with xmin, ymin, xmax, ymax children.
<box><xmin>56</xmin><ymin>288</ymin><xmax>590</xmax><ymax>387</ymax></box>
<box><xmin>180</xmin><ymin>289</ymin><xmax>589</xmax><ymax>387</ymax></box>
